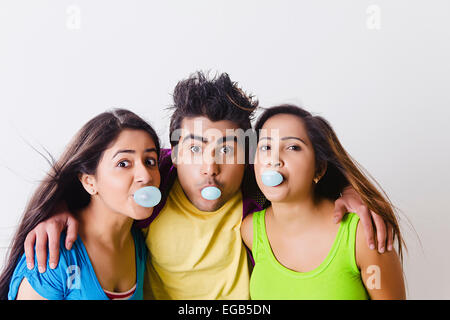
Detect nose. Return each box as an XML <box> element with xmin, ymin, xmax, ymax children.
<box><xmin>269</xmin><ymin>159</ymin><xmax>284</xmax><ymax>168</ymax></box>
<box><xmin>135</xmin><ymin>161</ymin><xmax>154</xmax><ymax>185</ymax></box>
<box><xmin>268</xmin><ymin>152</ymin><xmax>284</xmax><ymax>168</ymax></box>
<box><xmin>200</xmin><ymin>152</ymin><xmax>220</xmax><ymax>177</ymax></box>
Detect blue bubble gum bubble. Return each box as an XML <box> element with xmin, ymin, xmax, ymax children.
<box><xmin>201</xmin><ymin>186</ymin><xmax>222</xmax><ymax>200</ymax></box>
<box><xmin>261</xmin><ymin>170</ymin><xmax>284</xmax><ymax>187</ymax></box>
<box><xmin>133</xmin><ymin>186</ymin><xmax>162</xmax><ymax>208</ymax></box>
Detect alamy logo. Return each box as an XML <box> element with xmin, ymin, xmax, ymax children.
<box><xmin>66</xmin><ymin>265</ymin><xmax>81</xmax><ymax>290</ymax></box>
<box><xmin>66</xmin><ymin>5</ymin><xmax>81</xmax><ymax>30</ymax></box>
<box><xmin>366</xmin><ymin>265</ymin><xmax>381</xmax><ymax>289</ymax></box>
<box><xmin>366</xmin><ymin>5</ymin><xmax>381</xmax><ymax>30</ymax></box>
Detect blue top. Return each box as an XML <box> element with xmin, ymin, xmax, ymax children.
<box><xmin>8</xmin><ymin>228</ymin><xmax>147</xmax><ymax>300</ymax></box>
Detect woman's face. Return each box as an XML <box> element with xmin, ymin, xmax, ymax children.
<box><xmin>254</xmin><ymin>113</ymin><xmax>320</xmax><ymax>203</ymax></box>
<box><xmin>81</xmin><ymin>129</ymin><xmax>161</xmax><ymax>220</ymax></box>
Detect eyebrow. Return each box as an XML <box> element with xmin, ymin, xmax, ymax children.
<box><xmin>259</xmin><ymin>136</ymin><xmax>308</xmax><ymax>145</ymax></box>
<box><xmin>112</xmin><ymin>148</ymin><xmax>158</xmax><ymax>159</ymax></box>
<box><xmin>182</xmin><ymin>134</ymin><xmax>237</xmax><ymax>145</ymax></box>
<box><xmin>182</xmin><ymin>134</ymin><xmax>208</xmax><ymax>144</ymax></box>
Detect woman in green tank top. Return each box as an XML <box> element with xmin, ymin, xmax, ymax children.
<box><xmin>241</xmin><ymin>105</ymin><xmax>406</xmax><ymax>300</ymax></box>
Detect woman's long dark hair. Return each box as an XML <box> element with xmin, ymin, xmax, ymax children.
<box><xmin>0</xmin><ymin>109</ymin><xmax>160</xmax><ymax>299</ymax></box>
<box><xmin>254</xmin><ymin>104</ymin><xmax>406</xmax><ymax>262</ymax></box>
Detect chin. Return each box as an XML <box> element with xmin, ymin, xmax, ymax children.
<box><xmin>262</xmin><ymin>188</ymin><xmax>290</xmax><ymax>203</ymax></box>
<box><xmin>193</xmin><ymin>198</ymin><xmax>225</xmax><ymax>212</ymax></box>
<box><xmin>265</xmin><ymin>195</ymin><xmax>289</xmax><ymax>203</ymax></box>
<box><xmin>130</xmin><ymin>207</ymin><xmax>154</xmax><ymax>220</ymax></box>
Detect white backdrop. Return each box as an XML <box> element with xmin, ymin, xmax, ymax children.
<box><xmin>1</xmin><ymin>0</ymin><xmax>449</xmax><ymax>299</ymax></box>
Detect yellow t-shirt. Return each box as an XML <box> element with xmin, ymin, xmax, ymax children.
<box><xmin>144</xmin><ymin>178</ymin><xmax>250</xmax><ymax>300</ymax></box>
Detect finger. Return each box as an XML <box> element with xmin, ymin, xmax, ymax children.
<box><xmin>65</xmin><ymin>216</ymin><xmax>79</xmax><ymax>250</ymax></box>
<box><xmin>47</xmin><ymin>222</ymin><xmax>63</xmax><ymax>269</ymax></box>
<box><xmin>35</xmin><ymin>231</ymin><xmax>49</xmax><ymax>273</ymax></box>
<box><xmin>387</xmin><ymin>223</ymin><xmax>394</xmax><ymax>251</ymax></box>
<box><xmin>357</xmin><ymin>205</ymin><xmax>376</xmax><ymax>250</ymax></box>
<box><xmin>371</xmin><ymin>211</ymin><xmax>387</xmax><ymax>253</ymax></box>
<box><xmin>333</xmin><ymin>198</ymin><xmax>347</xmax><ymax>224</ymax></box>
<box><xmin>24</xmin><ymin>231</ymin><xmax>37</xmax><ymax>270</ymax></box>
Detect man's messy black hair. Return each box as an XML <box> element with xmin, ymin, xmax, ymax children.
<box><xmin>168</xmin><ymin>71</ymin><xmax>259</xmax><ymax>147</ymax></box>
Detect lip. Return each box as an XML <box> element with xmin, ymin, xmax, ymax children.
<box><xmin>200</xmin><ymin>184</ymin><xmax>221</xmax><ymax>190</ymax></box>
<box><xmin>131</xmin><ymin>185</ymin><xmax>158</xmax><ymax>196</ymax></box>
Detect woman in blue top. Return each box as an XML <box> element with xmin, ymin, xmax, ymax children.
<box><xmin>0</xmin><ymin>109</ymin><xmax>161</xmax><ymax>300</ymax></box>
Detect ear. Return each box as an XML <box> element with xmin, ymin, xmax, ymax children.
<box><xmin>171</xmin><ymin>145</ymin><xmax>178</xmax><ymax>168</ymax></box>
<box><xmin>316</xmin><ymin>161</ymin><xmax>328</xmax><ymax>180</ymax></box>
<box><xmin>78</xmin><ymin>172</ymin><xmax>98</xmax><ymax>195</ymax></box>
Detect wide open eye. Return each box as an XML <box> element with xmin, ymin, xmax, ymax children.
<box><xmin>219</xmin><ymin>145</ymin><xmax>234</xmax><ymax>154</ymax></box>
<box><xmin>190</xmin><ymin>145</ymin><xmax>202</xmax><ymax>153</ymax></box>
<box><xmin>146</xmin><ymin>158</ymin><xmax>157</xmax><ymax>167</ymax></box>
<box><xmin>117</xmin><ymin>160</ymin><xmax>131</xmax><ymax>168</ymax></box>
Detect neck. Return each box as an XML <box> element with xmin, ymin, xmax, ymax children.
<box><xmin>78</xmin><ymin>197</ymin><xmax>134</xmax><ymax>249</ymax></box>
<box><xmin>269</xmin><ymin>194</ymin><xmax>334</xmax><ymax>233</ymax></box>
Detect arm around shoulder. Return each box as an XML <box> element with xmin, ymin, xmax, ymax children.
<box><xmin>355</xmin><ymin>221</ymin><xmax>406</xmax><ymax>300</ymax></box>
<box><xmin>12</xmin><ymin>236</ymin><xmax>69</xmax><ymax>300</ymax></box>
<box><xmin>24</xmin><ymin>202</ymin><xmax>78</xmax><ymax>272</ymax></box>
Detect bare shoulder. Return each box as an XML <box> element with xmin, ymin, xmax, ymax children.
<box><xmin>355</xmin><ymin>219</ymin><xmax>398</xmax><ymax>265</ymax></box>
<box><xmin>355</xmin><ymin>219</ymin><xmax>372</xmax><ymax>266</ymax></box>
<box><xmin>241</xmin><ymin>213</ymin><xmax>254</xmax><ymax>251</ymax></box>
<box><xmin>16</xmin><ymin>278</ymin><xmax>48</xmax><ymax>300</ymax></box>
<box><xmin>355</xmin><ymin>219</ymin><xmax>385</xmax><ymax>266</ymax></box>
<box><xmin>355</xmin><ymin>220</ymin><xmax>406</xmax><ymax>299</ymax></box>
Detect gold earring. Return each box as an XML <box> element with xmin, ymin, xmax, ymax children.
<box><xmin>313</xmin><ymin>177</ymin><xmax>320</xmax><ymax>184</ymax></box>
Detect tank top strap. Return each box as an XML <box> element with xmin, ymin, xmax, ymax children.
<box><xmin>334</xmin><ymin>212</ymin><xmax>361</xmax><ymax>275</ymax></box>
<box><xmin>251</xmin><ymin>209</ymin><xmax>268</xmax><ymax>263</ymax></box>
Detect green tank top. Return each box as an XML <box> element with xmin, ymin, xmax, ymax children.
<box><xmin>249</xmin><ymin>210</ymin><xmax>370</xmax><ymax>300</ymax></box>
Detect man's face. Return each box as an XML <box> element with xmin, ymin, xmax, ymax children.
<box><xmin>172</xmin><ymin>116</ymin><xmax>246</xmax><ymax>212</ymax></box>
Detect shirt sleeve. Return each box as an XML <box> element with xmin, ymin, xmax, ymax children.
<box><xmin>8</xmin><ymin>242</ymin><xmax>69</xmax><ymax>300</ymax></box>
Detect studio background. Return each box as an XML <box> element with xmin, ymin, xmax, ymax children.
<box><xmin>1</xmin><ymin>0</ymin><xmax>449</xmax><ymax>299</ymax></box>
